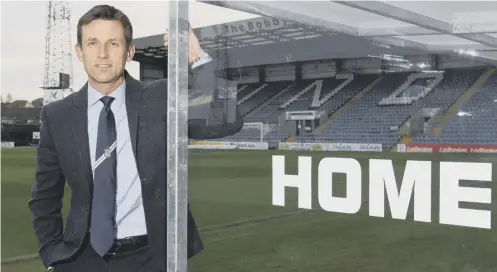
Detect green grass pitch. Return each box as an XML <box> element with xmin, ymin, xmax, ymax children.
<box><xmin>2</xmin><ymin>147</ymin><xmax>497</xmax><ymax>271</ymax></box>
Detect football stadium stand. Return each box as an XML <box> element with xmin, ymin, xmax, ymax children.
<box><xmin>211</xmin><ymin>66</ymin><xmax>496</xmax><ymax>151</ymax></box>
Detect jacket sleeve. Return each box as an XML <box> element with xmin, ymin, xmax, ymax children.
<box><xmin>187</xmin><ymin>204</ymin><xmax>204</xmax><ymax>258</ymax></box>
<box><xmin>187</xmin><ymin>56</ymin><xmax>244</xmax><ymax>140</ymax></box>
<box><xmin>28</xmin><ymin>105</ymin><xmax>66</xmax><ymax>269</ymax></box>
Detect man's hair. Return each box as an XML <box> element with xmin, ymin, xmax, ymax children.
<box><xmin>77</xmin><ymin>5</ymin><xmax>133</xmax><ymax>47</ymax></box>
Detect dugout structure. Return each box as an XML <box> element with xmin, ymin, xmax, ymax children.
<box><xmin>134</xmin><ymin>2</ymin><xmax>497</xmax><ymax>79</ymax></box>
<box><xmin>142</xmin><ymin>2</ymin><xmax>497</xmax><ymax>272</ymax></box>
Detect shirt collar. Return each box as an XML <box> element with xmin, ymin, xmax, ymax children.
<box><xmin>87</xmin><ymin>80</ymin><xmax>126</xmax><ymax>107</ymax></box>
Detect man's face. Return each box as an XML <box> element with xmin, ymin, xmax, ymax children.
<box><xmin>75</xmin><ymin>19</ymin><xmax>135</xmax><ymax>88</ymax></box>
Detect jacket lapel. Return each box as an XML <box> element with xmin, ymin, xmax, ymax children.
<box><xmin>69</xmin><ymin>84</ymin><xmax>93</xmax><ymax>184</ymax></box>
<box><xmin>124</xmin><ymin>70</ymin><xmax>144</xmax><ymax>165</ymax></box>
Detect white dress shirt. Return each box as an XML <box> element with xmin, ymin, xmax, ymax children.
<box><xmin>87</xmin><ymin>80</ymin><xmax>147</xmax><ymax>239</ymax></box>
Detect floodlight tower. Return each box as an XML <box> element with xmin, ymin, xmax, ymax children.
<box><xmin>41</xmin><ymin>1</ymin><xmax>74</xmax><ymax>105</ymax></box>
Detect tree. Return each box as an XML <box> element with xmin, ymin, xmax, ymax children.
<box><xmin>6</xmin><ymin>93</ymin><xmax>13</xmax><ymax>103</ymax></box>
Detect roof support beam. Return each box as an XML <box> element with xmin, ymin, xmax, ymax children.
<box><xmin>370</xmin><ymin>36</ymin><xmax>429</xmax><ymax>51</ymax></box>
<box><xmin>334</xmin><ymin>1</ymin><xmax>497</xmax><ymax>47</ymax></box>
<box><xmin>428</xmin><ymin>44</ymin><xmax>496</xmax><ymax>52</ymax></box>
<box><xmin>360</xmin><ymin>26</ymin><xmax>441</xmax><ymax>37</ymax></box>
<box><xmin>455</xmin><ymin>23</ymin><xmax>497</xmax><ymax>34</ymax></box>
<box><xmin>359</xmin><ymin>26</ymin><xmax>496</xmax><ymax>37</ymax></box>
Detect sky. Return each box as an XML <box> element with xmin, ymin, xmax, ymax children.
<box><xmin>0</xmin><ymin>1</ymin><xmax>258</xmax><ymax>101</ymax></box>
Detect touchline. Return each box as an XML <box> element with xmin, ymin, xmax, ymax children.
<box><xmin>272</xmin><ymin>155</ymin><xmax>494</xmax><ymax>230</ymax></box>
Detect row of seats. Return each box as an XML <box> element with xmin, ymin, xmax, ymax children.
<box><xmin>307</xmin><ymin>72</ymin><xmax>410</xmax><ymax>149</ymax></box>
<box><xmin>244</xmin><ymin>81</ymin><xmax>308</xmax><ymax>123</ymax></box>
<box><xmin>238</xmin><ymin>81</ymin><xmax>290</xmax><ymax>117</ymax></box>
<box><xmin>283</xmin><ymin>78</ymin><xmax>345</xmax><ymax>112</ymax></box>
<box><xmin>412</xmin><ymin>71</ymin><xmax>497</xmax><ymax>145</ymax></box>
<box><xmin>218</xmin><ymin>74</ymin><xmax>378</xmax><ymax>146</ymax></box>
<box><xmin>212</xmin><ymin>67</ymin><xmax>494</xmax><ymax>149</ymax></box>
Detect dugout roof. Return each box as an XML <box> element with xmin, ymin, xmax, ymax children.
<box><xmin>132</xmin><ymin>1</ymin><xmax>497</xmax><ymax>68</ymax></box>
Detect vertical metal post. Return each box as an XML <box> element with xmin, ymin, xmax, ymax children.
<box><xmin>260</xmin><ymin>123</ymin><xmax>263</xmax><ymax>142</ymax></box>
<box><xmin>166</xmin><ymin>1</ymin><xmax>189</xmax><ymax>272</ymax></box>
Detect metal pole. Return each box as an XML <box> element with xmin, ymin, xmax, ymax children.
<box><xmin>166</xmin><ymin>1</ymin><xmax>189</xmax><ymax>272</ymax></box>
<box><xmin>261</xmin><ymin>123</ymin><xmax>263</xmax><ymax>142</ymax></box>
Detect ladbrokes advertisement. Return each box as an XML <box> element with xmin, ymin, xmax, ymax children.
<box><xmin>399</xmin><ymin>144</ymin><xmax>497</xmax><ymax>153</ymax></box>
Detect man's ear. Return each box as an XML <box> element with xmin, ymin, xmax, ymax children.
<box><xmin>127</xmin><ymin>44</ymin><xmax>136</xmax><ymax>62</ymax></box>
<box><xmin>75</xmin><ymin>44</ymin><xmax>83</xmax><ymax>62</ymax></box>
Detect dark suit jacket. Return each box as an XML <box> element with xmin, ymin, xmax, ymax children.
<box><xmin>28</xmin><ymin>58</ymin><xmax>243</xmax><ymax>270</ymax></box>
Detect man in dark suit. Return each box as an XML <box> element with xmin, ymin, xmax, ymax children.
<box><xmin>28</xmin><ymin>5</ymin><xmax>242</xmax><ymax>272</ymax></box>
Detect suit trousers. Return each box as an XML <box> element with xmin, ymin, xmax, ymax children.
<box><xmin>53</xmin><ymin>243</ymin><xmax>157</xmax><ymax>272</ymax></box>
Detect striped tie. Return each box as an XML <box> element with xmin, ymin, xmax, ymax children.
<box><xmin>90</xmin><ymin>96</ymin><xmax>118</xmax><ymax>257</ymax></box>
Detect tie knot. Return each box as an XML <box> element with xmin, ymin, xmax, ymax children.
<box><xmin>100</xmin><ymin>96</ymin><xmax>115</xmax><ymax>108</ymax></box>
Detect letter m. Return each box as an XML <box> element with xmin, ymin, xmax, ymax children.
<box><xmin>368</xmin><ymin>159</ymin><xmax>432</xmax><ymax>223</ymax></box>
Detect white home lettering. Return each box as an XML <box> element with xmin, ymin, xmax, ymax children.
<box><xmin>272</xmin><ymin>156</ymin><xmax>493</xmax><ymax>229</ymax></box>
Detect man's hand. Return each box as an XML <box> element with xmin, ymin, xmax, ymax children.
<box><xmin>164</xmin><ymin>23</ymin><xmax>203</xmax><ymax>65</ymax></box>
